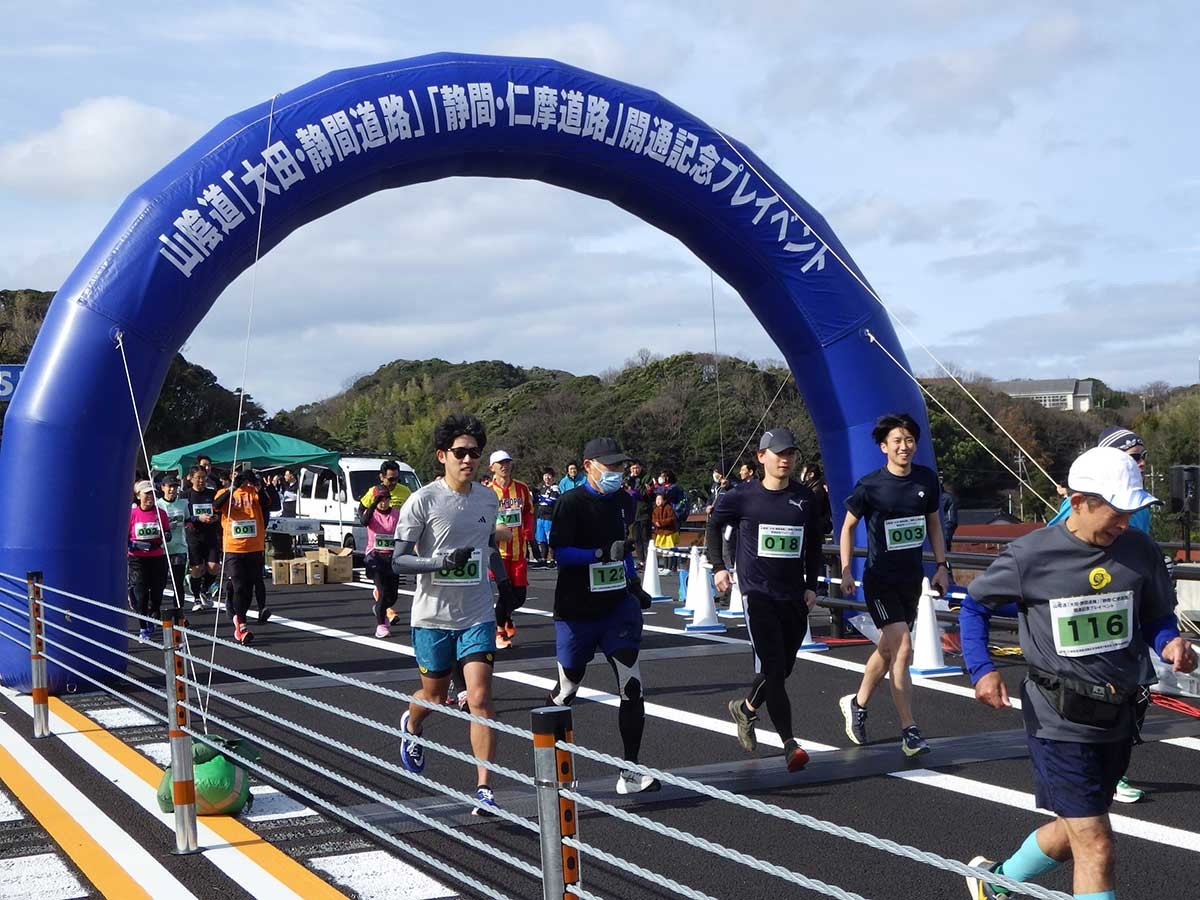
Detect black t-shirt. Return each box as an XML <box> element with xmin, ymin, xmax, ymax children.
<box><xmin>550</xmin><ymin>484</ymin><xmax>632</xmax><ymax>620</ymax></box>
<box><xmin>706</xmin><ymin>480</ymin><xmax>821</xmax><ymax>601</ymax></box>
<box><xmin>181</xmin><ymin>486</ymin><xmax>220</xmax><ymax>532</ymax></box>
<box><xmin>844</xmin><ymin>464</ymin><xmax>939</xmax><ymax>579</ymax></box>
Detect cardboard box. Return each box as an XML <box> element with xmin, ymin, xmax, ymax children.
<box><xmin>289</xmin><ymin>559</ymin><xmax>309</xmax><ymax>585</ymax></box>
<box><xmin>305</xmin><ymin>560</ymin><xmax>325</xmax><ymax>585</ymax></box>
<box><xmin>271</xmin><ymin>560</ymin><xmax>291</xmax><ymax>585</ymax></box>
<box><xmin>319</xmin><ymin>547</ymin><xmax>354</xmax><ymax>583</ymax></box>
<box><xmin>304</xmin><ymin>550</ymin><xmax>322</xmax><ymax>561</ymax></box>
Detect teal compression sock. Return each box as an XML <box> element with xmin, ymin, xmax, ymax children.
<box><xmin>995</xmin><ymin>829</ymin><xmax>1060</xmax><ymax>886</ymax></box>
<box><xmin>1074</xmin><ymin>893</ymin><xmax>1116</xmax><ymax>899</ymax></box>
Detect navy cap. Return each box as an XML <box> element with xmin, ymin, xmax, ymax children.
<box><xmin>758</xmin><ymin>428</ymin><xmax>798</xmax><ymax>453</ymax></box>
<box><xmin>583</xmin><ymin>437</ymin><xmax>632</xmax><ymax>465</ymax></box>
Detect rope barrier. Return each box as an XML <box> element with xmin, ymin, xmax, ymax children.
<box><xmin>38</xmin><ymin>632</ymin><xmax>169</xmax><ymax>703</ymax></box>
<box><xmin>29</xmin><ymin>646</ymin><xmax>170</xmax><ymax>727</ymax></box>
<box><xmin>32</xmin><ymin>594</ymin><xmax>169</xmax><ymax>664</ymax></box>
<box><xmin>561</xmin><ymin>835</ymin><xmax>722</xmax><ymax>900</ymax></box>
<box><xmin>563</xmin><ymin>788</ymin><xmax>871</xmax><ymax>900</ymax></box>
<box><xmin>39</xmin><ymin>613</ymin><xmax>167</xmax><ymax>677</ymax></box>
<box><xmin>178</xmin><ymin>699</ymin><xmax>542</xmax><ymax>876</ymax></box>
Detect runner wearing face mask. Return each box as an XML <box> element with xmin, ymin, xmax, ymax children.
<box><xmin>548</xmin><ymin>437</ymin><xmax>658</xmax><ymax>795</ymax></box>
<box><xmin>128</xmin><ymin>481</ymin><xmax>172</xmax><ymax>642</ymax></box>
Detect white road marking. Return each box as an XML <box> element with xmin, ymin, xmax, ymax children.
<box><xmin>890</xmin><ymin>769</ymin><xmax>1200</xmax><ymax>853</ymax></box>
<box><xmin>0</xmin><ymin>714</ymin><xmax>196</xmax><ymax>899</ymax></box>
<box><xmin>243</xmin><ymin>785</ymin><xmax>315</xmax><ymax>822</ymax></box>
<box><xmin>1162</xmin><ymin>736</ymin><xmax>1200</xmax><ymax>751</ymax></box>
<box><xmin>0</xmin><ymin>852</ymin><xmax>89</xmax><ymax>900</ymax></box>
<box><xmin>134</xmin><ymin>741</ymin><xmax>172</xmax><ymax>768</ymax></box>
<box><xmin>86</xmin><ymin>706</ymin><xmax>158</xmax><ymax>730</ymax></box>
<box><xmin>0</xmin><ymin>789</ymin><xmax>21</xmax><ymax>824</ymax></box>
<box><xmin>310</xmin><ymin>850</ymin><xmax>457</xmax><ymax>899</ymax></box>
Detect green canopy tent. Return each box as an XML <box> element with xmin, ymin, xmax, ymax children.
<box><xmin>151</xmin><ymin>431</ymin><xmax>339</xmax><ymax>474</ymax></box>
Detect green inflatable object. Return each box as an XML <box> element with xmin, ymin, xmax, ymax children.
<box><xmin>157</xmin><ymin>735</ymin><xmax>261</xmax><ymax>816</ymax></box>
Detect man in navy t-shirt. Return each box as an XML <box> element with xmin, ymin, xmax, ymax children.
<box><xmin>838</xmin><ymin>412</ymin><xmax>949</xmax><ymax>758</ymax></box>
<box><xmin>707</xmin><ymin>428</ymin><xmax>822</xmax><ymax>772</ymax></box>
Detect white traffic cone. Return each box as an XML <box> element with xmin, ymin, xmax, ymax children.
<box><xmin>799</xmin><ymin>607</ymin><xmax>828</xmax><ymax>652</ymax></box>
<box><xmin>685</xmin><ymin>553</ymin><xmax>725</xmax><ymax>633</ymax></box>
<box><xmin>718</xmin><ymin>572</ymin><xmax>744</xmax><ymax>619</ymax></box>
<box><xmin>675</xmin><ymin>546</ymin><xmax>703</xmax><ymax>616</ymax></box>
<box><xmin>642</xmin><ymin>542</ymin><xmax>671</xmax><ymax>603</ymax></box>
<box><xmin>909</xmin><ymin>577</ymin><xmax>958</xmax><ymax>676</ymax></box>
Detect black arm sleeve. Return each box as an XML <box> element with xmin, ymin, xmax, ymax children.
<box><xmin>390</xmin><ymin>540</ymin><xmax>450</xmax><ymax>575</ymax></box>
<box><xmin>705</xmin><ymin>491</ymin><xmax>737</xmax><ymax>571</ymax></box>
<box><xmin>358</xmin><ymin>504</ymin><xmax>374</xmax><ymax>527</ymax></box>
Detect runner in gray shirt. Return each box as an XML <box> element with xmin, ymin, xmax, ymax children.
<box><xmin>959</xmin><ymin>447</ymin><xmax>1196</xmax><ymax>900</ymax></box>
<box><xmin>390</xmin><ymin>414</ymin><xmax>515</xmax><ymax>818</ymax></box>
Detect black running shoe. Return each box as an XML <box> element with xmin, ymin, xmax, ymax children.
<box><xmin>839</xmin><ymin>694</ymin><xmax>868</xmax><ymax>745</ymax></box>
<box><xmin>727</xmin><ymin>698</ymin><xmax>758</xmax><ymax>752</ymax></box>
<box><xmin>257</xmin><ymin>607</ymin><xmax>272</xmax><ymax>625</ymax></box>
<box><xmin>901</xmin><ymin>725</ymin><xmax>931</xmax><ymax>757</ymax></box>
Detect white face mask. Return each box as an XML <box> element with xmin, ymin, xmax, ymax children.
<box><xmin>657</xmin><ymin>476</ymin><xmax>666</xmax><ymax>485</ymax></box>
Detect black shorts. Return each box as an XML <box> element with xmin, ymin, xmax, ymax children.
<box><xmin>744</xmin><ymin>591</ymin><xmax>808</xmax><ymax>678</ymax></box>
<box><xmin>186</xmin><ymin>528</ymin><xmax>221</xmax><ymax>566</ymax></box>
<box><xmin>862</xmin><ymin>571</ymin><xmax>921</xmax><ymax>629</ymax></box>
<box><xmin>1027</xmin><ymin>732</ymin><xmax>1131</xmax><ymax>818</ymax></box>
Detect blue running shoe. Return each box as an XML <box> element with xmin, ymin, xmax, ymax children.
<box><xmin>901</xmin><ymin>725</ymin><xmax>931</xmax><ymax>758</ymax></box>
<box><xmin>471</xmin><ymin>785</ymin><xmax>499</xmax><ymax>817</ymax></box>
<box><xmin>400</xmin><ymin>711</ymin><xmax>425</xmax><ymax>774</ymax></box>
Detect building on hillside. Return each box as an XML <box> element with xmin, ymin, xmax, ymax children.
<box><xmin>990</xmin><ymin>378</ymin><xmax>1094</xmax><ymax>412</ymax></box>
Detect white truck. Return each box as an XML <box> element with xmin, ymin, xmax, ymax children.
<box><xmin>294</xmin><ymin>456</ymin><xmax>421</xmax><ymax>552</ymax></box>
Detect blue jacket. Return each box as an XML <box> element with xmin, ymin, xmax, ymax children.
<box><xmin>558</xmin><ymin>473</ymin><xmax>587</xmax><ymax>494</ymax></box>
<box><xmin>1045</xmin><ymin>496</ymin><xmax>1151</xmax><ymax>533</ymax></box>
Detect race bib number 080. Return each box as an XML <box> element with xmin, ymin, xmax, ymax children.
<box><xmin>589</xmin><ymin>561</ymin><xmax>626</xmax><ymax>592</ymax></box>
<box><xmin>1050</xmin><ymin>590</ymin><xmax>1132</xmax><ymax>658</ymax></box>
<box><xmin>884</xmin><ymin>516</ymin><xmax>925</xmax><ymax>551</ymax></box>
<box><xmin>231</xmin><ymin>519</ymin><xmax>258</xmax><ymax>539</ymax></box>
<box><xmin>432</xmin><ymin>549</ymin><xmax>483</xmax><ymax>585</ymax></box>
<box><xmin>758</xmin><ymin>524</ymin><xmax>804</xmax><ymax>558</ymax></box>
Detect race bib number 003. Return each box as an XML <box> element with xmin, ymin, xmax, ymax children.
<box><xmin>496</xmin><ymin>508</ymin><xmax>522</xmax><ymax>528</ymax></box>
<box><xmin>884</xmin><ymin>516</ymin><xmax>925</xmax><ymax>551</ymax></box>
<box><xmin>432</xmin><ymin>549</ymin><xmax>483</xmax><ymax>586</ymax></box>
<box><xmin>589</xmin><ymin>561</ymin><xmax>626</xmax><ymax>592</ymax></box>
<box><xmin>758</xmin><ymin>524</ymin><xmax>804</xmax><ymax>558</ymax></box>
<box><xmin>1050</xmin><ymin>590</ymin><xmax>1132</xmax><ymax>658</ymax></box>
<box><xmin>231</xmin><ymin>519</ymin><xmax>258</xmax><ymax>539</ymax></box>
<box><xmin>373</xmin><ymin>534</ymin><xmax>395</xmax><ymax>551</ymax></box>
<box><xmin>134</xmin><ymin>522</ymin><xmax>160</xmax><ymax>541</ymax></box>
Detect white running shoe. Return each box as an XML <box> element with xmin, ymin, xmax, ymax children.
<box><xmin>616</xmin><ymin>769</ymin><xmax>661</xmax><ymax>795</ymax></box>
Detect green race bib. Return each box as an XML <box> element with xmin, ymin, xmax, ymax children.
<box><xmin>757</xmin><ymin>524</ymin><xmax>804</xmax><ymax>559</ymax></box>
<box><xmin>431</xmin><ymin>549</ymin><xmax>483</xmax><ymax>586</ymax></box>
<box><xmin>496</xmin><ymin>507</ymin><xmax>522</xmax><ymax>528</ymax></box>
<box><xmin>589</xmin><ymin>561</ymin><xmax>626</xmax><ymax>592</ymax></box>
<box><xmin>1050</xmin><ymin>590</ymin><xmax>1132</xmax><ymax>658</ymax></box>
<box><xmin>231</xmin><ymin>519</ymin><xmax>258</xmax><ymax>539</ymax></box>
<box><xmin>884</xmin><ymin>515</ymin><xmax>925</xmax><ymax>551</ymax></box>
<box><xmin>192</xmin><ymin>503</ymin><xmax>213</xmax><ymax>517</ymax></box>
<box><xmin>134</xmin><ymin>521</ymin><xmax>160</xmax><ymax>541</ymax></box>
<box><xmin>373</xmin><ymin>534</ymin><xmax>395</xmax><ymax>551</ymax></box>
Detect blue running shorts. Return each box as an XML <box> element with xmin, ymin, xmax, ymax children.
<box><xmin>1026</xmin><ymin>732</ymin><xmax>1131</xmax><ymax>818</ymax></box>
<box><xmin>412</xmin><ymin>621</ymin><xmax>496</xmax><ymax>678</ymax></box>
<box><xmin>535</xmin><ymin>518</ymin><xmax>553</xmax><ymax>543</ymax></box>
<box><xmin>555</xmin><ymin>595</ymin><xmax>643</xmax><ymax>670</ymax></box>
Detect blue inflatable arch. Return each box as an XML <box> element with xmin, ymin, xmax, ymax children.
<box><xmin>0</xmin><ymin>52</ymin><xmax>934</xmax><ymax>692</ymax></box>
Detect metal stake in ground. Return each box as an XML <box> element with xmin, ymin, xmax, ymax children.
<box><xmin>162</xmin><ymin>615</ymin><xmax>199</xmax><ymax>854</ymax></box>
<box><xmin>26</xmin><ymin>571</ymin><xmax>48</xmax><ymax>739</ymax></box>
<box><xmin>532</xmin><ymin>705</ymin><xmax>580</xmax><ymax>900</ymax></box>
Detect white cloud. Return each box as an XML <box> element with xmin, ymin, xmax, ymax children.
<box><xmin>0</xmin><ymin>97</ymin><xmax>203</xmax><ymax>200</ymax></box>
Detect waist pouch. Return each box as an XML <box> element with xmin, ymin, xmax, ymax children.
<box><xmin>1028</xmin><ymin>666</ymin><xmax>1136</xmax><ymax>729</ymax></box>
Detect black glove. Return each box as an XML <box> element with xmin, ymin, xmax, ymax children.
<box><xmin>442</xmin><ymin>546</ymin><xmax>475</xmax><ymax>570</ymax></box>
<box><xmin>607</xmin><ymin>539</ymin><xmax>631</xmax><ymax>562</ymax></box>
<box><xmin>629</xmin><ymin>578</ymin><xmax>653</xmax><ymax>610</ymax></box>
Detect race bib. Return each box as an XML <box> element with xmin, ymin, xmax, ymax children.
<box><xmin>192</xmin><ymin>503</ymin><xmax>213</xmax><ymax>518</ymax></box>
<box><xmin>134</xmin><ymin>521</ymin><xmax>160</xmax><ymax>541</ymax></box>
<box><xmin>231</xmin><ymin>519</ymin><xmax>258</xmax><ymax>540</ymax></box>
<box><xmin>589</xmin><ymin>561</ymin><xmax>626</xmax><ymax>592</ymax></box>
<box><xmin>884</xmin><ymin>515</ymin><xmax>925</xmax><ymax>551</ymax></box>
<box><xmin>432</xmin><ymin>549</ymin><xmax>483</xmax><ymax>586</ymax></box>
<box><xmin>758</xmin><ymin>524</ymin><xmax>804</xmax><ymax>559</ymax></box>
<box><xmin>1050</xmin><ymin>590</ymin><xmax>1133</xmax><ymax>658</ymax></box>
<box><xmin>496</xmin><ymin>507</ymin><xmax>522</xmax><ymax>528</ymax></box>
<box><xmin>373</xmin><ymin>534</ymin><xmax>396</xmax><ymax>552</ymax></box>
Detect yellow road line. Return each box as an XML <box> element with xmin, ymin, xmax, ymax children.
<box><xmin>0</xmin><ymin>741</ymin><xmax>150</xmax><ymax>900</ymax></box>
<box><xmin>48</xmin><ymin>697</ymin><xmax>346</xmax><ymax>900</ymax></box>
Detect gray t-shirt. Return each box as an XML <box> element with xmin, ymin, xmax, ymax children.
<box><xmin>395</xmin><ymin>480</ymin><xmax>499</xmax><ymax>630</ymax></box>
<box><xmin>969</xmin><ymin>522</ymin><xmax>1175</xmax><ymax>742</ymax></box>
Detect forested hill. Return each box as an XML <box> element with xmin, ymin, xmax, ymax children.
<box><xmin>0</xmin><ymin>289</ymin><xmax>266</xmax><ymax>450</ymax></box>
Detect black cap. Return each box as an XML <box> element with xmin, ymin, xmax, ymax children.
<box><xmin>160</xmin><ymin>474</ymin><xmax>180</xmax><ymax>486</ymax></box>
<box><xmin>758</xmin><ymin>428</ymin><xmax>798</xmax><ymax>453</ymax></box>
<box><xmin>583</xmin><ymin>437</ymin><xmax>633</xmax><ymax>465</ymax></box>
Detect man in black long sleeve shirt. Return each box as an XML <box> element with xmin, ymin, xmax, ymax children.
<box><xmin>706</xmin><ymin>428</ymin><xmax>822</xmax><ymax>772</ymax></box>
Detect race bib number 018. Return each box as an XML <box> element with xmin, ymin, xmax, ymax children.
<box><xmin>1051</xmin><ymin>590</ymin><xmax>1132</xmax><ymax>658</ymax></box>
<box><xmin>373</xmin><ymin>534</ymin><xmax>395</xmax><ymax>551</ymax></box>
<box><xmin>884</xmin><ymin>516</ymin><xmax>925</xmax><ymax>551</ymax></box>
<box><xmin>134</xmin><ymin>522</ymin><xmax>160</xmax><ymax>541</ymax></box>
<box><xmin>589</xmin><ymin>561</ymin><xmax>626</xmax><ymax>592</ymax></box>
<box><xmin>758</xmin><ymin>524</ymin><xmax>804</xmax><ymax>558</ymax></box>
<box><xmin>231</xmin><ymin>519</ymin><xmax>258</xmax><ymax>539</ymax></box>
<box><xmin>496</xmin><ymin>508</ymin><xmax>522</xmax><ymax>528</ymax></box>
<box><xmin>432</xmin><ymin>549</ymin><xmax>483</xmax><ymax>586</ymax></box>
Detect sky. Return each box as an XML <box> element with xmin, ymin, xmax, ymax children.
<box><xmin>1</xmin><ymin>1</ymin><xmax>1197</xmax><ymax>413</ymax></box>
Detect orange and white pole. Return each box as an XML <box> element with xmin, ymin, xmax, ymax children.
<box><xmin>532</xmin><ymin>705</ymin><xmax>580</xmax><ymax>900</ymax></box>
<box><xmin>162</xmin><ymin>614</ymin><xmax>199</xmax><ymax>853</ymax></box>
<box><xmin>26</xmin><ymin>571</ymin><xmax>49</xmax><ymax>739</ymax></box>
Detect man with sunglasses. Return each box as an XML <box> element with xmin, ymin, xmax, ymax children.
<box><xmin>360</xmin><ymin>459</ymin><xmax>412</xmax><ymax>511</ymax></box>
<box><xmin>391</xmin><ymin>414</ymin><xmax>515</xmax><ymax>817</ymax></box>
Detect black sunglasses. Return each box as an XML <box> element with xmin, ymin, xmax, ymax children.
<box><xmin>1128</xmin><ymin>451</ymin><xmax>1148</xmax><ymax>462</ymax></box>
<box><xmin>447</xmin><ymin>446</ymin><xmax>482</xmax><ymax>460</ymax></box>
